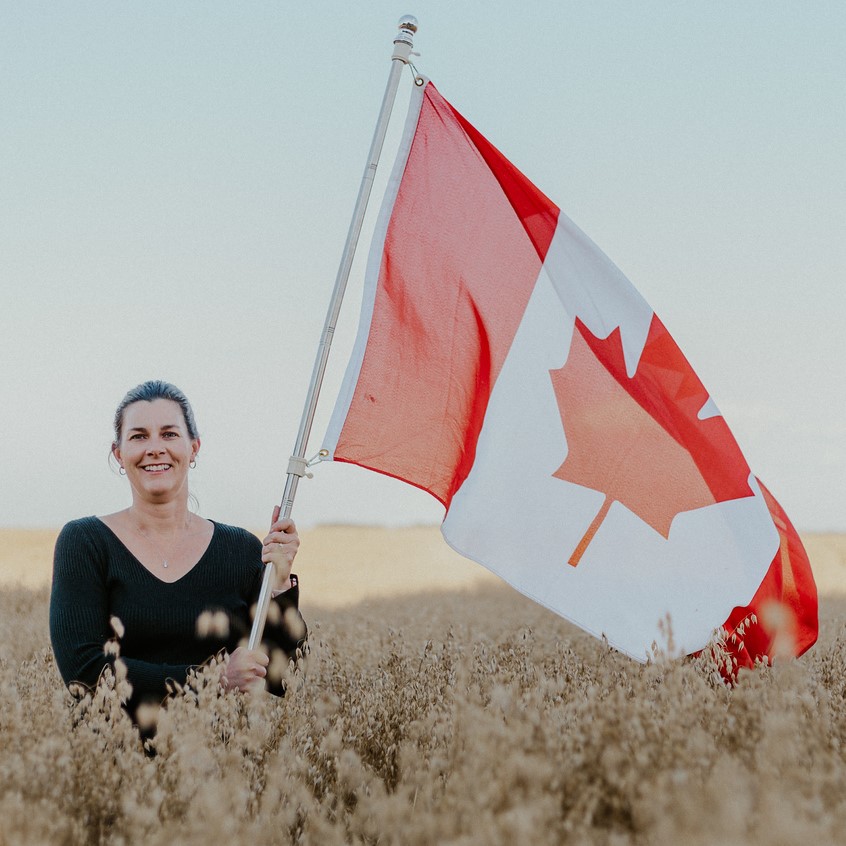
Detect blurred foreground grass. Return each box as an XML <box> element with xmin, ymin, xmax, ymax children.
<box><xmin>2</xmin><ymin>566</ymin><xmax>846</xmax><ymax>844</ymax></box>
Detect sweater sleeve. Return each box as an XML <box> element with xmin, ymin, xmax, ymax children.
<box><xmin>244</xmin><ymin>550</ymin><xmax>308</xmax><ymax>659</ymax></box>
<box><xmin>232</xmin><ymin>527</ymin><xmax>307</xmax><ymax>662</ymax></box>
<box><xmin>261</xmin><ymin>575</ymin><xmax>308</xmax><ymax>698</ymax></box>
<box><xmin>49</xmin><ymin>520</ymin><xmax>191</xmax><ymax>703</ymax></box>
<box><xmin>266</xmin><ymin>574</ymin><xmax>308</xmax><ymax>659</ymax></box>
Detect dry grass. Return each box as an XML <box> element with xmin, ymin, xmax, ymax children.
<box><xmin>1</xmin><ymin>527</ymin><xmax>845</xmax><ymax>844</ymax></box>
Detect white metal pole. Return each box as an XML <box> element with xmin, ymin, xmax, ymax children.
<box><xmin>248</xmin><ymin>15</ymin><xmax>419</xmax><ymax>651</ymax></box>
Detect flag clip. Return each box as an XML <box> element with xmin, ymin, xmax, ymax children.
<box><xmin>406</xmin><ymin>59</ymin><xmax>425</xmax><ymax>87</ymax></box>
<box><xmin>307</xmin><ymin>449</ymin><xmax>329</xmax><ymax>467</ymax></box>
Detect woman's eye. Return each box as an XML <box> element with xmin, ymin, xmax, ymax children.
<box><xmin>130</xmin><ymin>434</ymin><xmax>145</xmax><ymax>440</ymax></box>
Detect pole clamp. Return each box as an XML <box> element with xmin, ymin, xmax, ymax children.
<box><xmin>287</xmin><ymin>456</ymin><xmax>313</xmax><ymax>479</ymax></box>
<box><xmin>287</xmin><ymin>449</ymin><xmax>329</xmax><ymax>479</ymax></box>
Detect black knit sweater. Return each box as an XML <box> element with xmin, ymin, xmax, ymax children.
<box><xmin>49</xmin><ymin>517</ymin><xmax>306</xmax><ymax>709</ymax></box>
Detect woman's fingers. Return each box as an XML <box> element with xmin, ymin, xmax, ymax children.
<box><xmin>261</xmin><ymin>541</ymin><xmax>297</xmax><ymax>564</ymax></box>
<box><xmin>267</xmin><ymin>516</ymin><xmax>296</xmax><ymax>535</ymax></box>
<box><xmin>223</xmin><ymin>647</ymin><xmax>270</xmax><ymax>691</ymax></box>
<box><xmin>262</xmin><ymin>534</ymin><xmax>298</xmax><ymax>552</ymax></box>
<box><xmin>261</xmin><ymin>517</ymin><xmax>300</xmax><ymax>568</ymax></box>
<box><xmin>263</xmin><ymin>518</ymin><xmax>297</xmax><ymax>542</ymax></box>
<box><xmin>260</xmin><ymin>511</ymin><xmax>300</xmax><ymax>592</ymax></box>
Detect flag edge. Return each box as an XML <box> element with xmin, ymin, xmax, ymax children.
<box><xmin>323</xmin><ymin>79</ymin><xmax>430</xmax><ymax>457</ymax></box>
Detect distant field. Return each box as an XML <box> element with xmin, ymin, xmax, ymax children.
<box><xmin>1</xmin><ymin>525</ymin><xmax>843</xmax><ymax>600</ymax></box>
<box><xmin>1</xmin><ymin>526</ymin><xmax>845</xmax><ymax>844</ymax></box>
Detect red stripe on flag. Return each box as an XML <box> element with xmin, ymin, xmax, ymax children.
<box><xmin>334</xmin><ymin>84</ymin><xmax>560</xmax><ymax>505</ymax></box>
<box><xmin>719</xmin><ymin>479</ymin><xmax>818</xmax><ymax>672</ymax></box>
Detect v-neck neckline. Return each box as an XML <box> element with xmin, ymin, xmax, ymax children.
<box><xmin>95</xmin><ymin>516</ymin><xmax>217</xmax><ymax>586</ymax></box>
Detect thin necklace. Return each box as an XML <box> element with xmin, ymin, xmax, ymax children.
<box><xmin>131</xmin><ymin>516</ymin><xmax>194</xmax><ymax>569</ymax></box>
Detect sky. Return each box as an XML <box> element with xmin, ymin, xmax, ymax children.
<box><xmin>2</xmin><ymin>2</ymin><xmax>844</xmax><ymax>532</ymax></box>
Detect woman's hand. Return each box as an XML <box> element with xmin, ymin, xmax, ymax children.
<box><xmin>261</xmin><ymin>505</ymin><xmax>300</xmax><ymax>593</ymax></box>
<box><xmin>222</xmin><ymin>646</ymin><xmax>269</xmax><ymax>693</ymax></box>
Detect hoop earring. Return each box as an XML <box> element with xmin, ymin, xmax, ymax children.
<box><xmin>189</xmin><ymin>459</ymin><xmax>197</xmax><ymax>469</ymax></box>
<box><xmin>119</xmin><ymin>467</ymin><xmax>126</xmax><ymax>476</ymax></box>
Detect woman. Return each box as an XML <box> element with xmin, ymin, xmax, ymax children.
<box><xmin>49</xmin><ymin>380</ymin><xmax>306</xmax><ymax>715</ymax></box>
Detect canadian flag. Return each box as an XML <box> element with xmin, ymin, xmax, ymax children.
<box><xmin>325</xmin><ymin>80</ymin><xmax>817</xmax><ymax>665</ymax></box>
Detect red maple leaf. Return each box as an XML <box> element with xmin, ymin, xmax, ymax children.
<box><xmin>550</xmin><ymin>316</ymin><xmax>754</xmax><ymax>566</ymax></box>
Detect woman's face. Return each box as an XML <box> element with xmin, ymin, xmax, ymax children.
<box><xmin>113</xmin><ymin>399</ymin><xmax>199</xmax><ymax>502</ymax></box>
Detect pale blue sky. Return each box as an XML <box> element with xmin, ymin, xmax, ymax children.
<box><xmin>2</xmin><ymin>2</ymin><xmax>844</xmax><ymax>531</ymax></box>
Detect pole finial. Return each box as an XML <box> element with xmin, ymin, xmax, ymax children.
<box><xmin>395</xmin><ymin>15</ymin><xmax>418</xmax><ymax>49</ymax></box>
<box><xmin>397</xmin><ymin>15</ymin><xmax>418</xmax><ymax>34</ymax></box>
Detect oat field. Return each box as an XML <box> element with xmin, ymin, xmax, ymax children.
<box><xmin>1</xmin><ymin>527</ymin><xmax>845</xmax><ymax>845</ymax></box>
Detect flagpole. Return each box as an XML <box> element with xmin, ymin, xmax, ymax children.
<box><xmin>248</xmin><ymin>15</ymin><xmax>419</xmax><ymax>651</ymax></box>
